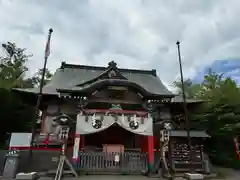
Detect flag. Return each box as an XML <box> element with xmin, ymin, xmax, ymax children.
<box><xmin>44</xmin><ymin>28</ymin><xmax>53</xmax><ymax>59</ymax></box>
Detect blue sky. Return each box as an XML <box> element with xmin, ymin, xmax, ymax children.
<box><xmin>0</xmin><ymin>0</ymin><xmax>240</xmax><ymax>90</ymax></box>
<box><xmin>193</xmin><ymin>60</ymin><xmax>240</xmax><ymax>84</ymax></box>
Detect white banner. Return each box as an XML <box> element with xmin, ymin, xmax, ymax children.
<box><xmin>72</xmin><ymin>137</ymin><xmax>80</xmax><ymax>159</ymax></box>
<box><xmin>76</xmin><ymin>113</ymin><xmax>153</xmax><ymax>136</ymax></box>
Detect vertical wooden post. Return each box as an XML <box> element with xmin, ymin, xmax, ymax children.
<box><xmin>147</xmin><ymin>135</ymin><xmax>154</xmax><ymax>170</ymax></box>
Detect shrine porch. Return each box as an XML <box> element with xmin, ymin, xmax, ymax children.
<box><xmin>75</xmin><ymin>125</ymin><xmax>154</xmax><ymax>173</ymax></box>
<box><xmin>73</xmin><ymin>125</ymin><xmax>154</xmax><ymax>174</ymax></box>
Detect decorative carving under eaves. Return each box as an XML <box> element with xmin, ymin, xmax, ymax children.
<box><xmin>147</xmin><ymin>98</ymin><xmax>171</xmax><ymax>105</ymax></box>
<box><xmin>99</xmin><ymin>69</ymin><xmax>126</xmax><ymax>80</ymax></box>
<box><xmin>77</xmin><ymin>96</ymin><xmax>88</xmax><ymax>112</ymax></box>
<box><xmin>154</xmin><ymin>119</ymin><xmax>177</xmax><ymax>130</ymax></box>
<box><xmin>108</xmin><ymin>70</ymin><xmax>117</xmax><ymax>78</ymax></box>
<box><xmin>159</xmin><ymin>107</ymin><xmax>171</xmax><ymax>120</ymax></box>
<box><xmin>143</xmin><ymin>100</ymin><xmax>157</xmax><ymax>113</ymax></box>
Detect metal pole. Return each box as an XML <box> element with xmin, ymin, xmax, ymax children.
<box><xmin>28</xmin><ymin>28</ymin><xmax>53</xmax><ymax>161</ymax></box>
<box><xmin>176</xmin><ymin>41</ymin><xmax>193</xmax><ymax>172</ymax></box>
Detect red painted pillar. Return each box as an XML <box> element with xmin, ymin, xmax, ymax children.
<box><xmin>81</xmin><ymin>136</ymin><xmax>85</xmax><ymax>150</ymax></box>
<box><xmin>147</xmin><ymin>135</ymin><xmax>154</xmax><ymax>170</ymax></box>
<box><xmin>141</xmin><ymin>136</ymin><xmax>147</xmax><ymax>152</ymax></box>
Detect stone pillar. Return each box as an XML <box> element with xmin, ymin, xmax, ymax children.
<box><xmin>147</xmin><ymin>135</ymin><xmax>154</xmax><ymax>170</ymax></box>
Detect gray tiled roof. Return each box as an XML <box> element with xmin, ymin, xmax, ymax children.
<box><xmin>169</xmin><ymin>130</ymin><xmax>210</xmax><ymax>138</ymax></box>
<box><xmin>14</xmin><ymin>63</ymin><xmax>174</xmax><ymax>96</ymax></box>
<box><xmin>171</xmin><ymin>95</ymin><xmax>204</xmax><ymax>103</ymax></box>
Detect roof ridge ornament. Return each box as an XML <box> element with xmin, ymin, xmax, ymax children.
<box><xmin>108</xmin><ymin>60</ymin><xmax>117</xmax><ymax>68</ymax></box>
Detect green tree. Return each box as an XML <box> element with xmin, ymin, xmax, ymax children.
<box><xmin>193</xmin><ymin>73</ymin><xmax>240</xmax><ymax>135</ymax></box>
<box><xmin>27</xmin><ymin>68</ymin><xmax>53</xmax><ymax>87</ymax></box>
<box><xmin>0</xmin><ymin>88</ymin><xmax>35</xmax><ymax>147</ymax></box>
<box><xmin>0</xmin><ymin>42</ymin><xmax>53</xmax><ymax>147</ymax></box>
<box><xmin>189</xmin><ymin>72</ymin><xmax>240</xmax><ymax>168</ymax></box>
<box><xmin>173</xmin><ymin>70</ymin><xmax>240</xmax><ymax>168</ymax></box>
<box><xmin>173</xmin><ymin>78</ymin><xmax>201</xmax><ymax>98</ymax></box>
<box><xmin>0</xmin><ymin>42</ymin><xmax>32</xmax><ymax>89</ymax></box>
<box><xmin>0</xmin><ymin>42</ymin><xmax>53</xmax><ymax>89</ymax></box>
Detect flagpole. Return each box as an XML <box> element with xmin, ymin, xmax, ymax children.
<box><xmin>28</xmin><ymin>28</ymin><xmax>53</xmax><ymax>160</ymax></box>
<box><xmin>176</xmin><ymin>41</ymin><xmax>193</xmax><ymax>172</ymax></box>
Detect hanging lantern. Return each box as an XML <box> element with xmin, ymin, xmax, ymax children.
<box><xmin>53</xmin><ymin>113</ymin><xmax>71</xmax><ymax>126</ymax></box>
<box><xmin>164</xmin><ymin>122</ymin><xmax>173</xmax><ymax>130</ymax></box>
<box><xmin>160</xmin><ymin>130</ymin><xmax>169</xmax><ymax>142</ymax></box>
<box><xmin>36</xmin><ymin>110</ymin><xmax>42</xmax><ymax>124</ymax></box>
<box><xmin>129</xmin><ymin>115</ymin><xmax>139</xmax><ymax>130</ymax></box>
<box><xmin>92</xmin><ymin>114</ymin><xmax>102</xmax><ymax>129</ymax></box>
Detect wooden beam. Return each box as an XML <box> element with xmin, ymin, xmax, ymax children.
<box><xmin>87</xmin><ymin>98</ymin><xmax>143</xmax><ymax>105</ymax></box>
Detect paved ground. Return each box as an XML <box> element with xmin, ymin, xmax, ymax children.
<box><xmin>39</xmin><ymin>176</ymin><xmax>163</xmax><ymax>180</ymax></box>
<box><xmin>73</xmin><ymin>175</ymin><xmax>160</xmax><ymax>180</ymax></box>
<box><xmin>38</xmin><ymin>167</ymin><xmax>240</xmax><ymax>180</ymax></box>
<box><xmin>38</xmin><ymin>174</ymin><xmax>238</xmax><ymax>180</ymax></box>
<box><xmin>211</xmin><ymin>167</ymin><xmax>240</xmax><ymax>180</ymax></box>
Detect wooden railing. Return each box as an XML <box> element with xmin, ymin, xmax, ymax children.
<box><xmin>77</xmin><ymin>151</ymin><xmax>148</xmax><ymax>174</ymax></box>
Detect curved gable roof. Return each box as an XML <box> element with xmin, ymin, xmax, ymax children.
<box><xmin>14</xmin><ymin>62</ymin><xmax>174</xmax><ymax>97</ymax></box>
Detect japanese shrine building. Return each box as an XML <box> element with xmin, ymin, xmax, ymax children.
<box><xmin>14</xmin><ymin>61</ymin><xmax>208</xmax><ymax>174</ymax></box>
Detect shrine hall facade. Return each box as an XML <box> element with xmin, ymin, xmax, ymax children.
<box><xmin>14</xmin><ymin>61</ymin><xmax>208</xmax><ymax>174</ymax></box>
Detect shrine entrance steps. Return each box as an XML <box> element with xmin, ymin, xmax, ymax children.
<box><xmin>77</xmin><ymin>152</ymin><xmax>148</xmax><ymax>175</ymax></box>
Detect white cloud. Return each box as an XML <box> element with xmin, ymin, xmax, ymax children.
<box><xmin>0</xmin><ymin>0</ymin><xmax>240</xmax><ymax>88</ymax></box>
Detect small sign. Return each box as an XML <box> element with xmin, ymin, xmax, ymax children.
<box><xmin>2</xmin><ymin>152</ymin><xmax>19</xmax><ymax>178</ymax></box>
<box><xmin>9</xmin><ymin>133</ymin><xmax>32</xmax><ymax>148</ymax></box>
<box><xmin>114</xmin><ymin>154</ymin><xmax>120</xmax><ymax>162</ymax></box>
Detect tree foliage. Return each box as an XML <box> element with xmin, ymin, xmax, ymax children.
<box><xmin>28</xmin><ymin>68</ymin><xmax>53</xmax><ymax>87</ymax></box>
<box><xmin>173</xmin><ymin>78</ymin><xmax>201</xmax><ymax>98</ymax></box>
<box><xmin>174</xmin><ymin>70</ymin><xmax>240</xmax><ymax>168</ymax></box>
<box><xmin>0</xmin><ymin>42</ymin><xmax>52</xmax><ymax>148</ymax></box>
<box><xmin>0</xmin><ymin>42</ymin><xmax>52</xmax><ymax>89</ymax></box>
<box><xmin>0</xmin><ymin>42</ymin><xmax>31</xmax><ymax>89</ymax></box>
